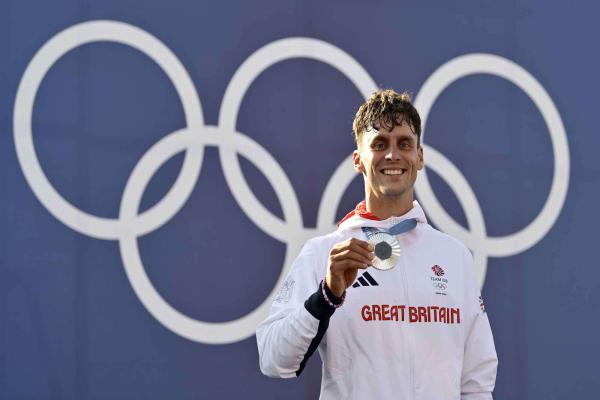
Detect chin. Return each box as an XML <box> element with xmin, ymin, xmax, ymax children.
<box><xmin>381</xmin><ymin>187</ymin><xmax>408</xmax><ymax>197</ymax></box>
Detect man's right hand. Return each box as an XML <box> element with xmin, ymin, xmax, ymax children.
<box><xmin>326</xmin><ymin>238</ymin><xmax>375</xmax><ymax>298</ymax></box>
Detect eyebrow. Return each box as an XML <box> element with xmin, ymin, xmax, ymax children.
<box><xmin>369</xmin><ymin>133</ymin><xmax>416</xmax><ymax>143</ymax></box>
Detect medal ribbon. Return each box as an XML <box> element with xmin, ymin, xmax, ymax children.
<box><xmin>361</xmin><ymin>218</ymin><xmax>418</xmax><ymax>239</ymax></box>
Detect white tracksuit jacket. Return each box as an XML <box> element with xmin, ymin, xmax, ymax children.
<box><xmin>256</xmin><ymin>202</ymin><xmax>497</xmax><ymax>400</ymax></box>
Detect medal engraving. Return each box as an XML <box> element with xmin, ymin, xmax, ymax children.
<box><xmin>375</xmin><ymin>241</ymin><xmax>392</xmax><ymax>260</ymax></box>
<box><xmin>367</xmin><ymin>232</ymin><xmax>401</xmax><ymax>271</ymax></box>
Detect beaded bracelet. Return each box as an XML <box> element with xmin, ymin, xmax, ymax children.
<box><xmin>321</xmin><ymin>279</ymin><xmax>346</xmax><ymax>308</ymax></box>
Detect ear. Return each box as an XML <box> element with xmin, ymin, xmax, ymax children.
<box><xmin>417</xmin><ymin>145</ymin><xmax>424</xmax><ymax>171</ymax></box>
<box><xmin>353</xmin><ymin>149</ymin><xmax>365</xmax><ymax>174</ymax></box>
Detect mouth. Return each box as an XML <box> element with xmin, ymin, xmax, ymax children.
<box><xmin>380</xmin><ymin>168</ymin><xmax>407</xmax><ymax>176</ymax></box>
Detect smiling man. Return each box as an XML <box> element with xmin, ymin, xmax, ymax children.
<box><xmin>256</xmin><ymin>89</ymin><xmax>497</xmax><ymax>400</ymax></box>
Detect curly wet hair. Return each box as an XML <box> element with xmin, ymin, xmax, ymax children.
<box><xmin>352</xmin><ymin>89</ymin><xmax>421</xmax><ymax>146</ymax></box>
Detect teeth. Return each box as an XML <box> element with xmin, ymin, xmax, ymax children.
<box><xmin>383</xmin><ymin>169</ymin><xmax>404</xmax><ymax>175</ymax></box>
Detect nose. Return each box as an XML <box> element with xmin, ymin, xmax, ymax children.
<box><xmin>385</xmin><ymin>145</ymin><xmax>401</xmax><ymax>161</ymax></box>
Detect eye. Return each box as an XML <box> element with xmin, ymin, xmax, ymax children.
<box><xmin>372</xmin><ymin>142</ymin><xmax>386</xmax><ymax>151</ymax></box>
<box><xmin>399</xmin><ymin>141</ymin><xmax>412</xmax><ymax>149</ymax></box>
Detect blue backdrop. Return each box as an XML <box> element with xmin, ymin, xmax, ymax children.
<box><xmin>1</xmin><ymin>1</ymin><xmax>597</xmax><ymax>399</ymax></box>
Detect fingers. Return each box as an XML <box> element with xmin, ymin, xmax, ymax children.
<box><xmin>330</xmin><ymin>237</ymin><xmax>372</xmax><ymax>255</ymax></box>
<box><xmin>327</xmin><ymin>238</ymin><xmax>373</xmax><ymax>294</ymax></box>
<box><xmin>330</xmin><ymin>248</ymin><xmax>373</xmax><ymax>266</ymax></box>
<box><xmin>329</xmin><ymin>237</ymin><xmax>375</xmax><ymax>269</ymax></box>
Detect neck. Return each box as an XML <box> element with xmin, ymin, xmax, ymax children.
<box><xmin>365</xmin><ymin>192</ymin><xmax>414</xmax><ymax>220</ymax></box>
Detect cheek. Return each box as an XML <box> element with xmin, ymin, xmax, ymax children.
<box><xmin>370</xmin><ymin>155</ymin><xmax>383</xmax><ymax>168</ymax></box>
<box><xmin>362</xmin><ymin>155</ymin><xmax>376</xmax><ymax>170</ymax></box>
<box><xmin>410</xmin><ymin>152</ymin><xmax>422</xmax><ymax>167</ymax></box>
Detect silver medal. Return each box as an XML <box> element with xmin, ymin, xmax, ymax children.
<box><xmin>367</xmin><ymin>232</ymin><xmax>401</xmax><ymax>271</ymax></box>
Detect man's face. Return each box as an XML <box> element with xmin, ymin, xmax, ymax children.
<box><xmin>353</xmin><ymin>122</ymin><xmax>424</xmax><ymax>203</ymax></box>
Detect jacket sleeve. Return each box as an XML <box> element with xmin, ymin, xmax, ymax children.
<box><xmin>256</xmin><ymin>238</ymin><xmax>338</xmax><ymax>378</ymax></box>
<box><xmin>460</xmin><ymin>248</ymin><xmax>498</xmax><ymax>400</ymax></box>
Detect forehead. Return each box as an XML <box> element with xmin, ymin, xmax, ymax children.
<box><xmin>360</xmin><ymin>122</ymin><xmax>417</xmax><ymax>144</ymax></box>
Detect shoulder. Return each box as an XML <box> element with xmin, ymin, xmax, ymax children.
<box><xmin>420</xmin><ymin>223</ymin><xmax>471</xmax><ymax>258</ymax></box>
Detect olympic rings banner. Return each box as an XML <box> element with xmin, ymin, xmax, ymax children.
<box><xmin>0</xmin><ymin>1</ymin><xmax>597</xmax><ymax>399</ymax></box>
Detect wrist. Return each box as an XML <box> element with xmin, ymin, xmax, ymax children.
<box><xmin>321</xmin><ymin>279</ymin><xmax>346</xmax><ymax>308</ymax></box>
<box><xmin>304</xmin><ymin>280</ymin><xmax>343</xmax><ymax>320</ymax></box>
<box><xmin>325</xmin><ymin>274</ymin><xmax>345</xmax><ymax>298</ymax></box>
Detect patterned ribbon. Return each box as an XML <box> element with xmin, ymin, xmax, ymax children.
<box><xmin>361</xmin><ymin>218</ymin><xmax>418</xmax><ymax>240</ymax></box>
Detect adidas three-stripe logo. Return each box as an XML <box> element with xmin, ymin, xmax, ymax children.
<box><xmin>352</xmin><ymin>271</ymin><xmax>379</xmax><ymax>288</ymax></box>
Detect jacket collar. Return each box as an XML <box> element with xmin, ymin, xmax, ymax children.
<box><xmin>337</xmin><ymin>200</ymin><xmax>428</xmax><ymax>232</ymax></box>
